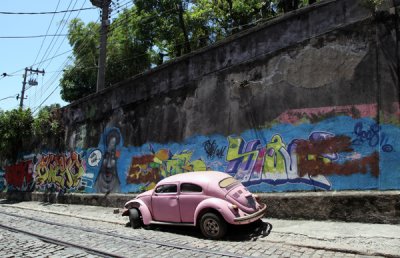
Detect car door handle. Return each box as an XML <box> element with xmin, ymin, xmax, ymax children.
<box><xmin>170</xmin><ymin>196</ymin><xmax>179</xmax><ymax>199</ymax></box>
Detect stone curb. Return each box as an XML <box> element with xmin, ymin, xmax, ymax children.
<box><xmin>1</xmin><ymin>191</ymin><xmax>399</xmax><ymax>224</ymax></box>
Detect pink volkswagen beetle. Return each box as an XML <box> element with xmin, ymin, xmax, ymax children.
<box><xmin>122</xmin><ymin>171</ymin><xmax>267</xmax><ymax>239</ymax></box>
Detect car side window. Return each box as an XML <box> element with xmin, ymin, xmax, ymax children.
<box><xmin>181</xmin><ymin>183</ymin><xmax>202</xmax><ymax>193</ymax></box>
<box><xmin>155</xmin><ymin>184</ymin><xmax>177</xmax><ymax>193</ymax></box>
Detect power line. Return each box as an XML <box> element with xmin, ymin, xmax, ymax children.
<box><xmin>35</xmin><ymin>0</ymin><xmax>74</xmax><ymax>68</ymax></box>
<box><xmin>10</xmin><ymin>1</ymin><xmax>261</xmax><ymax>111</ymax></box>
<box><xmin>33</xmin><ymin>5</ymin><xmax>98</xmax><ymax>107</ymax></box>
<box><xmin>30</xmin><ymin>0</ymin><xmax>76</xmax><ymax>108</ymax></box>
<box><xmin>0</xmin><ymin>34</ymin><xmax>68</xmax><ymax>39</ymax></box>
<box><xmin>32</xmin><ymin>0</ymin><xmax>62</xmax><ymax>66</ymax></box>
<box><xmin>31</xmin><ymin>18</ymin><xmax>101</xmax><ymax>111</ymax></box>
<box><xmin>0</xmin><ymin>7</ymin><xmax>95</xmax><ymax>15</ymax></box>
<box><xmin>32</xmin><ymin>86</ymin><xmax>59</xmax><ymax>114</ymax></box>
<box><xmin>0</xmin><ymin>95</ymin><xmax>18</xmax><ymax>102</ymax></box>
<box><xmin>43</xmin><ymin>0</ymin><xmax>85</xmax><ymax>71</ymax></box>
<box><xmin>29</xmin><ymin>0</ymin><xmax>79</xmax><ymax>109</ymax></box>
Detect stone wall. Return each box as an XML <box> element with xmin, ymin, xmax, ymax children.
<box><xmin>2</xmin><ymin>191</ymin><xmax>399</xmax><ymax>224</ymax></box>
<box><xmin>3</xmin><ymin>0</ymin><xmax>399</xmax><ymax>195</ymax></box>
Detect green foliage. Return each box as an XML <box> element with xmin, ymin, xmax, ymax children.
<box><xmin>0</xmin><ymin>105</ymin><xmax>64</xmax><ymax>163</ymax></box>
<box><xmin>106</xmin><ymin>7</ymin><xmax>153</xmax><ymax>85</ymax></box>
<box><xmin>61</xmin><ymin>0</ymin><xmax>318</xmax><ymax>102</ymax></box>
<box><xmin>60</xmin><ymin>12</ymin><xmax>153</xmax><ymax>102</ymax></box>
<box><xmin>361</xmin><ymin>0</ymin><xmax>384</xmax><ymax>13</ymax></box>
<box><xmin>60</xmin><ymin>19</ymin><xmax>99</xmax><ymax>102</ymax></box>
<box><xmin>361</xmin><ymin>0</ymin><xmax>384</xmax><ymax>11</ymax></box>
<box><xmin>0</xmin><ymin>108</ymin><xmax>34</xmax><ymax>162</ymax></box>
<box><xmin>32</xmin><ymin>104</ymin><xmax>64</xmax><ymax>145</ymax></box>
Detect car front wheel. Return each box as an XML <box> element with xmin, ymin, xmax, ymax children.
<box><xmin>129</xmin><ymin>208</ymin><xmax>141</xmax><ymax>229</ymax></box>
<box><xmin>199</xmin><ymin>212</ymin><xmax>227</xmax><ymax>240</ymax></box>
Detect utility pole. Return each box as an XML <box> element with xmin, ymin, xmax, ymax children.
<box><xmin>19</xmin><ymin>67</ymin><xmax>45</xmax><ymax>109</ymax></box>
<box><xmin>91</xmin><ymin>0</ymin><xmax>111</xmax><ymax>92</ymax></box>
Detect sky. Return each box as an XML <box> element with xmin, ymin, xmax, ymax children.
<box><xmin>0</xmin><ymin>0</ymin><xmax>131</xmax><ymax>114</ymax></box>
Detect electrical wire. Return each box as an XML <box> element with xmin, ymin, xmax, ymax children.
<box><xmin>35</xmin><ymin>0</ymin><xmax>74</xmax><ymax>69</ymax></box>
<box><xmin>0</xmin><ymin>95</ymin><xmax>18</xmax><ymax>102</ymax></box>
<box><xmin>31</xmin><ymin>16</ymin><xmax>101</xmax><ymax>113</ymax></box>
<box><xmin>0</xmin><ymin>34</ymin><xmax>68</xmax><ymax>39</ymax></box>
<box><xmin>32</xmin><ymin>0</ymin><xmax>62</xmax><ymax>66</ymax></box>
<box><xmin>31</xmin><ymin>17</ymin><xmax>260</xmax><ymax>113</ymax></box>
<box><xmin>43</xmin><ymin>0</ymin><xmax>85</xmax><ymax>71</ymax></box>
<box><xmin>32</xmin><ymin>86</ymin><xmax>59</xmax><ymax>114</ymax></box>
<box><xmin>19</xmin><ymin>1</ymin><xmax>271</xmax><ymax>113</ymax></box>
<box><xmin>32</xmin><ymin>0</ymin><xmax>79</xmax><ymax>108</ymax></box>
<box><xmin>0</xmin><ymin>7</ymin><xmax>95</xmax><ymax>15</ymax></box>
<box><xmin>30</xmin><ymin>4</ymin><xmax>222</xmax><ymax>112</ymax></box>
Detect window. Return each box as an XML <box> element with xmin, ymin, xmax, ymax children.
<box><xmin>181</xmin><ymin>183</ymin><xmax>202</xmax><ymax>193</ymax></box>
<box><xmin>219</xmin><ymin>177</ymin><xmax>239</xmax><ymax>189</ymax></box>
<box><xmin>155</xmin><ymin>184</ymin><xmax>177</xmax><ymax>193</ymax></box>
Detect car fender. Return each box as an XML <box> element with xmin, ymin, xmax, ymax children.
<box><xmin>124</xmin><ymin>199</ymin><xmax>152</xmax><ymax>225</ymax></box>
<box><xmin>194</xmin><ymin>197</ymin><xmax>236</xmax><ymax>226</ymax></box>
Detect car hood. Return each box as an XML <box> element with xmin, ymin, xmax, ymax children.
<box><xmin>136</xmin><ymin>189</ymin><xmax>153</xmax><ymax>199</ymax></box>
<box><xmin>225</xmin><ymin>185</ymin><xmax>261</xmax><ymax>214</ymax></box>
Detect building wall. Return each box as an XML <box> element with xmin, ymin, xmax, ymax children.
<box><xmin>5</xmin><ymin>0</ymin><xmax>400</xmax><ymax>194</ymax></box>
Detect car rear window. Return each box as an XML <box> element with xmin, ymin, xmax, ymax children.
<box><xmin>181</xmin><ymin>183</ymin><xmax>202</xmax><ymax>193</ymax></box>
<box><xmin>219</xmin><ymin>177</ymin><xmax>239</xmax><ymax>189</ymax></box>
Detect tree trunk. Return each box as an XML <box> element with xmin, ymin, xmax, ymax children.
<box><xmin>177</xmin><ymin>1</ymin><xmax>191</xmax><ymax>54</ymax></box>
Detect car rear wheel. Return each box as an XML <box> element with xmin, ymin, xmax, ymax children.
<box><xmin>129</xmin><ymin>208</ymin><xmax>141</xmax><ymax>229</ymax></box>
<box><xmin>199</xmin><ymin>212</ymin><xmax>227</xmax><ymax>240</ymax></box>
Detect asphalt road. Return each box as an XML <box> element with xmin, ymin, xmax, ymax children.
<box><xmin>0</xmin><ymin>200</ymin><xmax>399</xmax><ymax>258</ymax></box>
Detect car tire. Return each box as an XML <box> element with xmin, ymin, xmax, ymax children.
<box><xmin>199</xmin><ymin>212</ymin><xmax>227</xmax><ymax>240</ymax></box>
<box><xmin>129</xmin><ymin>208</ymin><xmax>141</xmax><ymax>229</ymax></box>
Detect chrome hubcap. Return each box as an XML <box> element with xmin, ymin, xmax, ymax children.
<box><xmin>204</xmin><ymin>218</ymin><xmax>219</xmax><ymax>236</ymax></box>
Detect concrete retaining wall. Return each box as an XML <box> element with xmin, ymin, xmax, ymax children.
<box><xmin>2</xmin><ymin>1</ymin><xmax>400</xmax><ymax>201</ymax></box>
<box><xmin>2</xmin><ymin>191</ymin><xmax>399</xmax><ymax>224</ymax></box>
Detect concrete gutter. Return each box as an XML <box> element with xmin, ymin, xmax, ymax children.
<box><xmin>1</xmin><ymin>190</ymin><xmax>399</xmax><ymax>224</ymax></box>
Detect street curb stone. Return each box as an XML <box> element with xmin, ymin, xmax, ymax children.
<box><xmin>1</xmin><ymin>190</ymin><xmax>399</xmax><ymax>224</ymax></box>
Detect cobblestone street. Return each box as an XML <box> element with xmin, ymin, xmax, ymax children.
<box><xmin>0</xmin><ymin>201</ymin><xmax>398</xmax><ymax>257</ymax></box>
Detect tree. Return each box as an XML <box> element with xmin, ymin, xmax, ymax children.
<box><xmin>193</xmin><ymin>0</ymin><xmax>277</xmax><ymax>38</ymax></box>
<box><xmin>0</xmin><ymin>108</ymin><xmax>34</xmax><ymax>163</ymax></box>
<box><xmin>106</xmin><ymin>7</ymin><xmax>153</xmax><ymax>86</ymax></box>
<box><xmin>60</xmin><ymin>19</ymin><xmax>99</xmax><ymax>102</ymax></box>
<box><xmin>32</xmin><ymin>104</ymin><xmax>64</xmax><ymax>151</ymax></box>
<box><xmin>60</xmin><ymin>11</ymin><xmax>153</xmax><ymax>102</ymax></box>
<box><xmin>60</xmin><ymin>0</ymin><xmax>318</xmax><ymax>102</ymax></box>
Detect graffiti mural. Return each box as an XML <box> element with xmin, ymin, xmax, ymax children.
<box><xmin>203</xmin><ymin>140</ymin><xmax>226</xmax><ymax>159</ymax></box>
<box><xmin>4</xmin><ymin>107</ymin><xmax>396</xmax><ymax>194</ymax></box>
<box><xmin>5</xmin><ymin>160</ymin><xmax>35</xmax><ymax>191</ymax></box>
<box><xmin>35</xmin><ymin>152</ymin><xmax>85</xmax><ymax>191</ymax></box>
<box><xmin>225</xmin><ymin>133</ymin><xmax>335</xmax><ymax>190</ymax></box>
<box><xmin>78</xmin><ymin>115</ymin><xmax>397</xmax><ymax>193</ymax></box>
<box><xmin>0</xmin><ymin>168</ymin><xmax>5</xmax><ymax>192</ymax></box>
<box><xmin>93</xmin><ymin>128</ymin><xmax>122</xmax><ymax>193</ymax></box>
<box><xmin>126</xmin><ymin>147</ymin><xmax>207</xmax><ymax>190</ymax></box>
<box><xmin>352</xmin><ymin>122</ymin><xmax>393</xmax><ymax>153</ymax></box>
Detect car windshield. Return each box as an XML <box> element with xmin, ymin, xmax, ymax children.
<box><xmin>219</xmin><ymin>177</ymin><xmax>239</xmax><ymax>189</ymax></box>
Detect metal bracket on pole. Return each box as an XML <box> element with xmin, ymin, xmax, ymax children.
<box><xmin>20</xmin><ymin>67</ymin><xmax>45</xmax><ymax>109</ymax></box>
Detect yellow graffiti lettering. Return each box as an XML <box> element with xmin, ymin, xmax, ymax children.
<box><xmin>263</xmin><ymin>135</ymin><xmax>286</xmax><ymax>174</ymax></box>
<box><xmin>35</xmin><ymin>152</ymin><xmax>85</xmax><ymax>190</ymax></box>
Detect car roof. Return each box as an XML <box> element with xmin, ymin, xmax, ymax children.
<box><xmin>159</xmin><ymin>171</ymin><xmax>231</xmax><ymax>186</ymax></box>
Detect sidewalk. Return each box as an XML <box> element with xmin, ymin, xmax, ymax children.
<box><xmin>1</xmin><ymin>200</ymin><xmax>399</xmax><ymax>257</ymax></box>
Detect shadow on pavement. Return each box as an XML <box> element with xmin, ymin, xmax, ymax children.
<box><xmin>226</xmin><ymin>220</ymin><xmax>273</xmax><ymax>241</ymax></box>
<box><xmin>0</xmin><ymin>199</ymin><xmax>22</xmax><ymax>205</ymax></box>
<box><xmin>125</xmin><ymin>220</ymin><xmax>273</xmax><ymax>241</ymax></box>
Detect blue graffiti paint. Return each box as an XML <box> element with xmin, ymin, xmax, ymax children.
<box><xmin>0</xmin><ymin>169</ymin><xmax>5</xmax><ymax>192</ymax></box>
<box><xmin>76</xmin><ymin>116</ymin><xmax>400</xmax><ymax>193</ymax></box>
<box><xmin>352</xmin><ymin>122</ymin><xmax>394</xmax><ymax>152</ymax></box>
